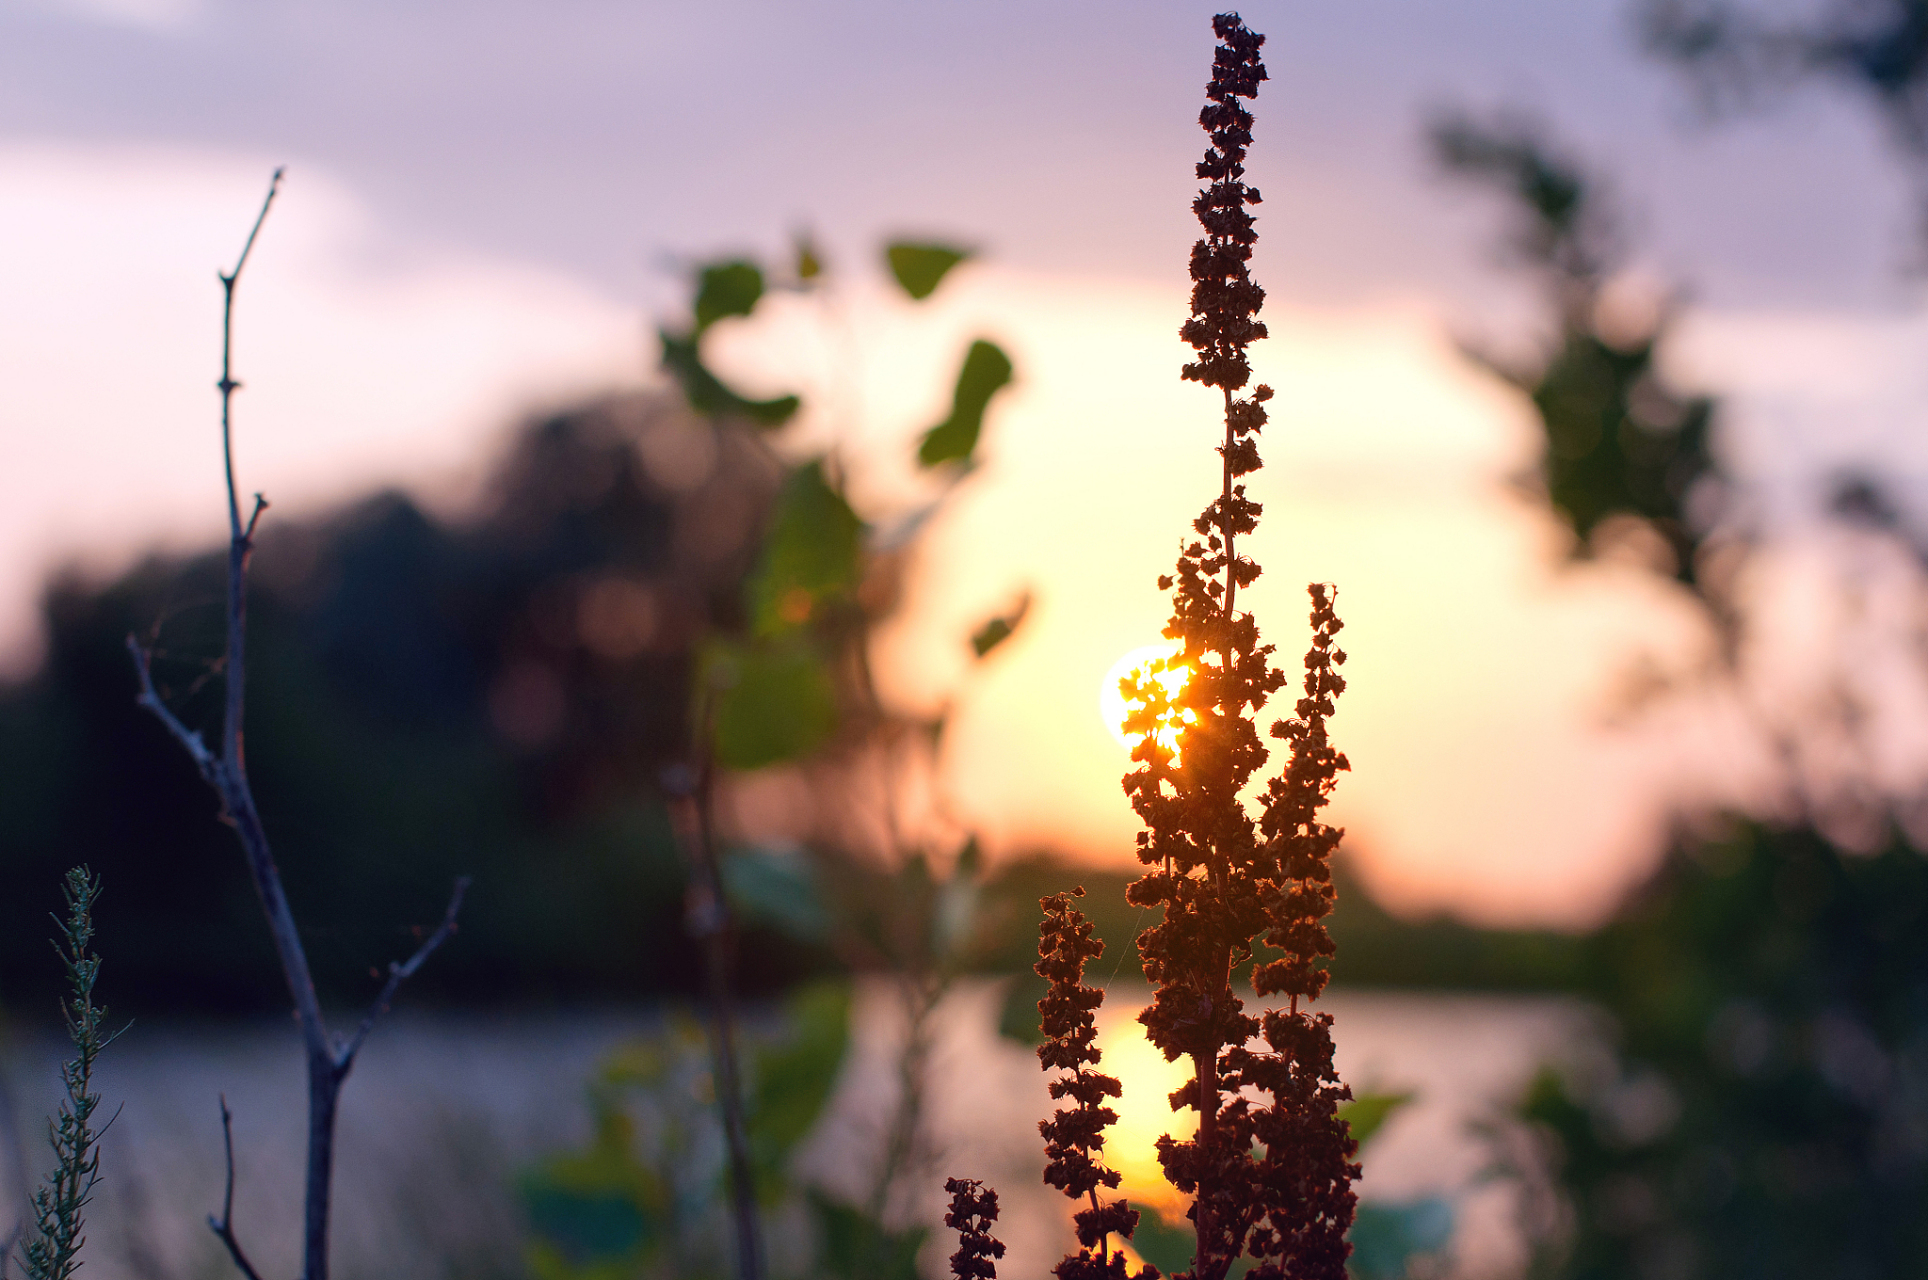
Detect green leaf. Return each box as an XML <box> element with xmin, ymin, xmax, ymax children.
<box><xmin>795</xmin><ymin>234</ymin><xmax>823</xmax><ymax>282</ymax></box>
<box><xmin>706</xmin><ymin>642</ymin><xmax>838</xmax><ymax>770</ymax></box>
<box><xmin>692</xmin><ymin>259</ymin><xmax>763</xmax><ymax>334</ymax></box>
<box><xmin>722</xmin><ymin>847</ymin><xmax>828</xmax><ymax>941</ymax></box>
<box><xmin>808</xmin><ymin>1191</ymin><xmax>927</xmax><ymax>1280</ymax></box>
<box><xmin>918</xmin><ymin>339</ymin><xmax>1013</xmax><ymax>468</ymax></box>
<box><xmin>885</xmin><ymin>241</ymin><xmax>970</xmax><ymax>300</ymax></box>
<box><xmin>748</xmin><ymin>982</ymin><xmax>850</xmax><ymax>1199</ymax></box>
<box><xmin>747</xmin><ymin>459</ymin><xmax>866</xmax><ymax>636</ymax></box>
<box><xmin>659</xmin><ymin>329</ymin><xmax>800</xmax><ymax>428</ymax></box>
<box><xmin>970</xmin><ymin>592</ymin><xmax>1030</xmax><ymax>658</ymax></box>
<box><xmin>520</xmin><ymin>1184</ymin><xmax>649</xmax><ymax>1271</ymax></box>
<box><xmin>1338</xmin><ymin>1090</ymin><xmax>1415</xmax><ymax>1149</ymax></box>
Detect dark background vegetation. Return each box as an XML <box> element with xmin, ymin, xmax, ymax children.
<box><xmin>0</xmin><ymin>382</ymin><xmax>1586</xmax><ymax>1019</ymax></box>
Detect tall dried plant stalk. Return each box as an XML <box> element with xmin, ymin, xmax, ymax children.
<box><xmin>1119</xmin><ymin>14</ymin><xmax>1360</xmax><ymax>1280</ymax></box>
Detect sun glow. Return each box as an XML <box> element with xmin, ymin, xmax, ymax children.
<box><xmin>1100</xmin><ymin>643</ymin><xmax>1193</xmax><ymax>759</ymax></box>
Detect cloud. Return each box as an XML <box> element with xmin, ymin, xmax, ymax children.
<box><xmin>0</xmin><ymin>142</ymin><xmax>642</xmax><ymax>670</ymax></box>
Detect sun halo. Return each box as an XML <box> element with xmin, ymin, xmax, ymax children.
<box><xmin>1100</xmin><ymin>643</ymin><xmax>1193</xmax><ymax>756</ymax></box>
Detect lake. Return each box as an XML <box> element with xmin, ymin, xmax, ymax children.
<box><xmin>0</xmin><ymin>983</ymin><xmax>1584</xmax><ymax>1279</ymax></box>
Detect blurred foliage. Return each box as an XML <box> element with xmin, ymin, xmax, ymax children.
<box><xmin>707</xmin><ymin>643</ymin><xmax>839</xmax><ymax>772</ymax></box>
<box><xmin>659</xmin><ymin>259</ymin><xmax>798</xmax><ymax>428</ymax></box>
<box><xmin>655</xmin><ymin>233</ymin><xmax>1032</xmax><ymax>1238</ymax></box>
<box><xmin>1347</xmin><ymin>1200</ymin><xmax>1454</xmax><ymax>1280</ymax></box>
<box><xmin>1339</xmin><ymin>1094</ymin><xmax>1455</xmax><ymax>1280</ymax></box>
<box><xmin>692</xmin><ymin>261</ymin><xmax>767</xmax><ymax>333</ymax></box>
<box><xmin>1519</xmin><ymin>822</ymin><xmax>1928</xmax><ymax>1278</ymax></box>
<box><xmin>1433</xmin><ymin>113</ymin><xmax>1719</xmax><ymax>587</ymax></box>
<box><xmin>917</xmin><ymin>340</ymin><xmax>1014</xmax><ymax>468</ymax></box>
<box><xmin>806</xmin><ymin>1192</ymin><xmax>926</xmax><ymax>1280</ymax></box>
<box><xmin>968</xmin><ymin>594</ymin><xmax>1029</xmax><ymax>659</ymax></box>
<box><xmin>742</xmin><ymin>461</ymin><xmax>865</xmax><ymax>641</ymax></box>
<box><xmin>1442</xmin><ymin>106</ymin><xmax>1928</xmax><ymax>1277</ymax></box>
<box><xmin>1338</xmin><ymin>1092</ymin><xmax>1415</xmax><ymax>1149</ymax></box>
<box><xmin>665</xmin><ymin>232</ymin><xmax>1017</xmax><ymax>805</ymax></box>
<box><xmin>521</xmin><ymin>981</ymin><xmax>925</xmax><ymax>1280</ymax></box>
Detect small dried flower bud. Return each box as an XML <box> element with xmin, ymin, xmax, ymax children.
<box><xmin>944</xmin><ymin>1178</ymin><xmax>1007</xmax><ymax>1280</ymax></box>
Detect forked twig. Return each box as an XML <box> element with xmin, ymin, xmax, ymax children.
<box><xmin>335</xmin><ymin>877</ymin><xmax>471</xmax><ymax>1075</ymax></box>
<box><xmin>206</xmin><ymin>1097</ymin><xmax>262</xmax><ymax>1280</ymax></box>
<box><xmin>125</xmin><ymin>168</ymin><xmax>467</xmax><ymax>1280</ymax></box>
<box><xmin>125</xmin><ymin>636</ymin><xmax>215</xmax><ymax>780</ymax></box>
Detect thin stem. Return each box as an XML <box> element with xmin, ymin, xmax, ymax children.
<box><xmin>219</xmin><ymin>170</ymin><xmax>282</xmax><ymax>545</ymax></box>
<box><xmin>126</xmin><ymin>637</ymin><xmax>216</xmax><ymax>780</ymax></box>
<box><xmin>1221</xmin><ymin>385</ymin><xmax>1238</xmax><ymax>620</ymax></box>
<box><xmin>665</xmin><ymin>743</ymin><xmax>763</xmax><ymax>1280</ymax></box>
<box><xmin>205</xmin><ymin>1097</ymin><xmax>262</xmax><ymax>1280</ymax></box>
<box><xmin>219</xmin><ymin>171</ymin><xmax>279</xmax><ymax>775</ymax></box>
<box><xmin>334</xmin><ymin>877</ymin><xmax>471</xmax><ymax>1075</ymax></box>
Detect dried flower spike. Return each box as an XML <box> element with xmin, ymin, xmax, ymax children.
<box><xmin>943</xmin><ymin>1178</ymin><xmax>1007</xmax><ymax>1280</ymax></box>
<box><xmin>1119</xmin><ymin>14</ymin><xmax>1360</xmax><ymax>1280</ymax></box>
<box><xmin>1037</xmin><ymin>889</ymin><xmax>1157</xmax><ymax>1280</ymax></box>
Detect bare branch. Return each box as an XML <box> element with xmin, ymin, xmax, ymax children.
<box><xmin>243</xmin><ymin>494</ymin><xmax>269</xmax><ymax>543</ymax></box>
<box><xmin>218</xmin><ymin>169</ymin><xmax>282</xmax><ymax>543</ymax></box>
<box><xmin>221</xmin><ymin>171</ymin><xmax>284</xmax><ymax>291</ymax></box>
<box><xmin>334</xmin><ymin>878</ymin><xmax>471</xmax><ymax>1076</ymax></box>
<box><xmin>133</xmin><ymin>168</ymin><xmax>465</xmax><ymax>1280</ymax></box>
<box><xmin>205</xmin><ymin>1096</ymin><xmax>263</xmax><ymax>1280</ymax></box>
<box><xmin>126</xmin><ymin>636</ymin><xmax>216</xmax><ymax>781</ymax></box>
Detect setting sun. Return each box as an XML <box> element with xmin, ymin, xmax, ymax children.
<box><xmin>1099</xmin><ymin>643</ymin><xmax>1193</xmax><ymax>756</ymax></box>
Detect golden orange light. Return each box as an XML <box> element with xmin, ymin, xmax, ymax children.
<box><xmin>1095</xmin><ymin>1001</ymin><xmax>1195</xmax><ymax>1213</ymax></box>
<box><xmin>1100</xmin><ymin>643</ymin><xmax>1193</xmax><ymax>759</ymax></box>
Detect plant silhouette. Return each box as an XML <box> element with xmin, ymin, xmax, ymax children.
<box><xmin>948</xmin><ymin>15</ymin><xmax>1363</xmax><ymax>1280</ymax></box>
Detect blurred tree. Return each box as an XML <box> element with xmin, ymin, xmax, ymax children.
<box><xmin>1640</xmin><ymin>0</ymin><xmax>1928</xmax><ymax>242</ymax></box>
<box><xmin>1438</xmin><ymin>109</ymin><xmax>1928</xmax><ymax>1276</ymax></box>
<box><xmin>1521</xmin><ymin>822</ymin><xmax>1928</xmax><ymax>1279</ymax></box>
<box><xmin>1432</xmin><ymin>111</ymin><xmax>1720</xmax><ymax>588</ymax></box>
<box><xmin>0</xmin><ymin>392</ymin><xmax>825</xmax><ymax>1014</ymax></box>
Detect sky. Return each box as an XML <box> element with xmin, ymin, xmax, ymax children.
<box><xmin>4</xmin><ymin>0</ymin><xmax>1926</xmax><ymax>925</ymax></box>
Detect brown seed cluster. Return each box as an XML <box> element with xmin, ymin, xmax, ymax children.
<box><xmin>943</xmin><ymin>1178</ymin><xmax>1007</xmax><ymax>1280</ymax></box>
<box><xmin>1037</xmin><ymin>890</ymin><xmax>1157</xmax><ymax>1280</ymax></box>
<box><xmin>1120</xmin><ymin>13</ymin><xmax>1360</xmax><ymax>1280</ymax></box>
<box><xmin>945</xmin><ymin>16</ymin><xmax>1361</xmax><ymax>1280</ymax></box>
